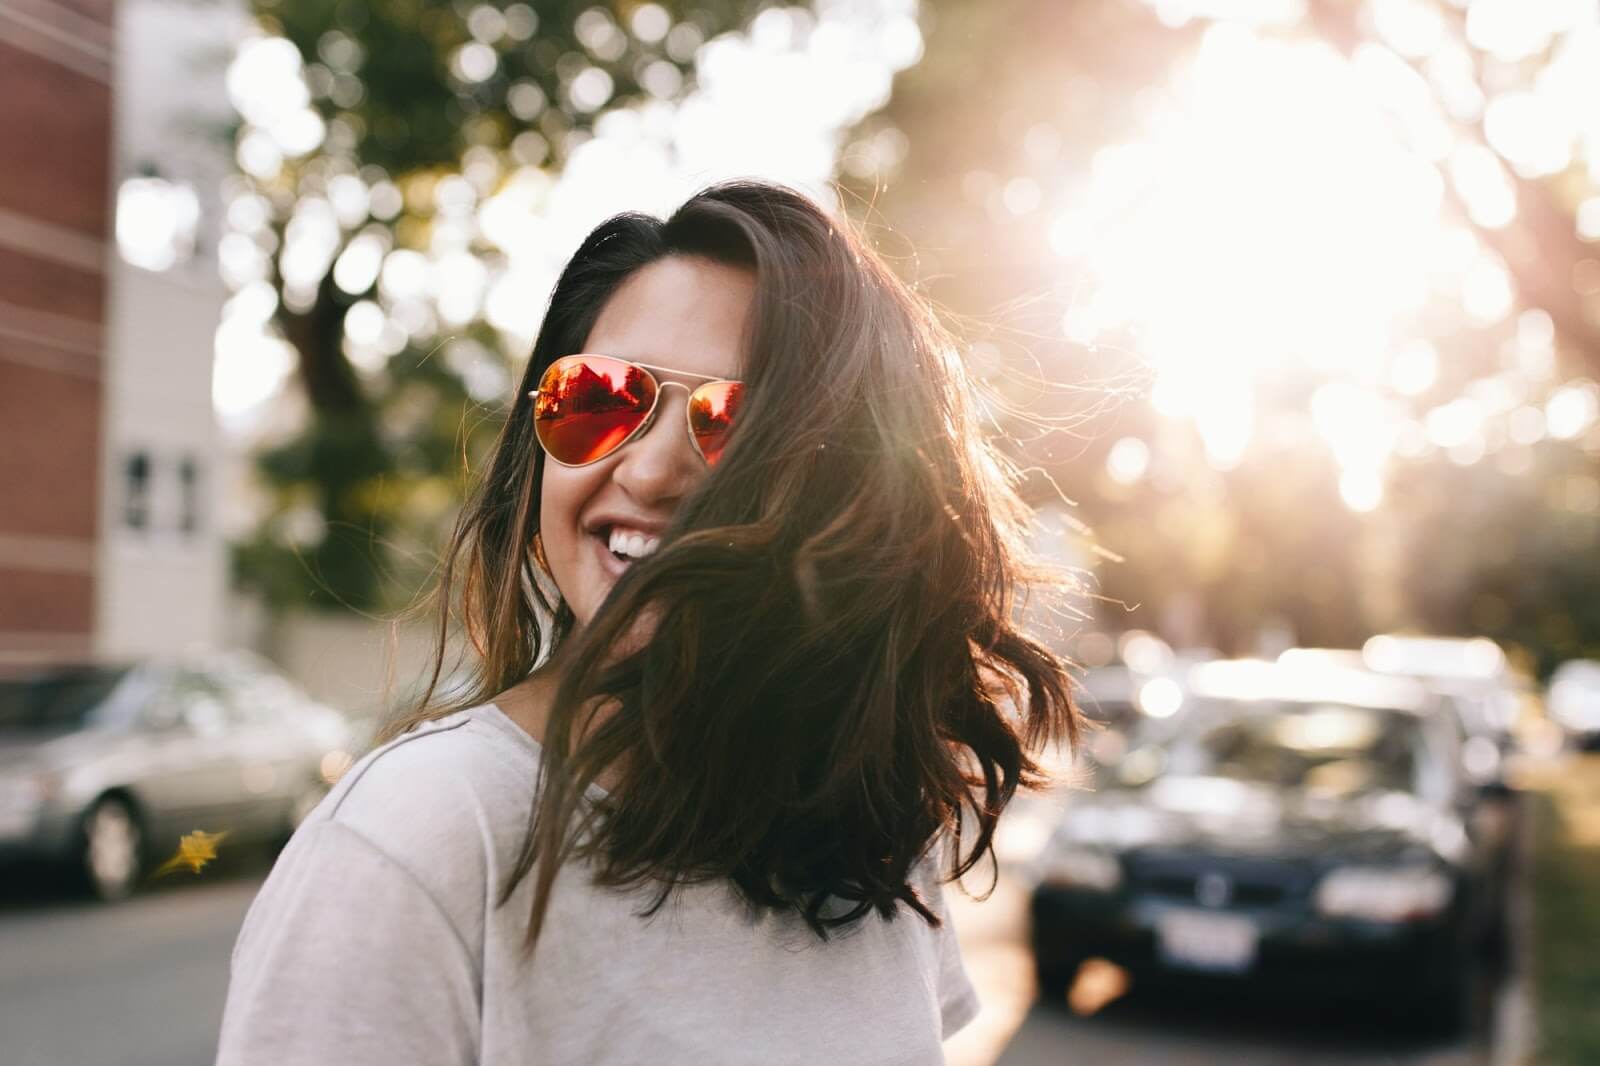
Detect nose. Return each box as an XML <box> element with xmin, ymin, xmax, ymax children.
<box><xmin>611</xmin><ymin>382</ymin><xmax>704</xmax><ymax>505</ymax></box>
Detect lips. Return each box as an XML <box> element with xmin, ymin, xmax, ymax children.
<box><xmin>589</xmin><ymin>527</ymin><xmax>632</xmax><ymax>580</ymax></box>
<box><xmin>583</xmin><ymin>514</ymin><xmax>667</xmax><ymax>539</ymax></box>
<box><xmin>580</xmin><ymin>512</ymin><xmax>669</xmax><ymax>586</ymax></box>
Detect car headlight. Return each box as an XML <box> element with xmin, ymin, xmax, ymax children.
<box><xmin>0</xmin><ymin>770</ymin><xmax>58</xmax><ymax>833</ymax></box>
<box><xmin>1314</xmin><ymin>866</ymin><xmax>1454</xmax><ymax>922</ymax></box>
<box><xmin>1037</xmin><ymin>844</ymin><xmax>1122</xmax><ymax>891</ymax></box>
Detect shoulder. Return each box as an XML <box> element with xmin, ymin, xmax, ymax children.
<box><xmin>321</xmin><ymin>706</ymin><xmax>535</xmax><ymax>835</ymax></box>
<box><xmin>223</xmin><ymin>819</ymin><xmax>484</xmax><ymax>1064</ymax></box>
<box><xmin>293</xmin><ymin>706</ymin><xmax>540</xmax><ymax>938</ymax></box>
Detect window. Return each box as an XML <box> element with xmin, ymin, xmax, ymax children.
<box><xmin>178</xmin><ymin>455</ymin><xmax>202</xmax><ymax>534</ymax></box>
<box><xmin>124</xmin><ymin>451</ymin><xmax>151</xmax><ymax>530</ymax></box>
<box><xmin>170</xmin><ymin>670</ymin><xmax>237</xmax><ymax>735</ymax></box>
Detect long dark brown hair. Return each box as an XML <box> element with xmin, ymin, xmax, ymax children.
<box><xmin>377</xmin><ymin>179</ymin><xmax>1082</xmax><ymax>958</ymax></box>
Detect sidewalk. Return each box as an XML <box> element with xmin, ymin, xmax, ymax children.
<box><xmin>943</xmin><ymin>872</ymin><xmax>1033</xmax><ymax>1066</ymax></box>
<box><xmin>942</xmin><ymin>790</ymin><xmax>1066</xmax><ymax>1066</ymax></box>
<box><xmin>1520</xmin><ymin>753</ymin><xmax>1600</xmax><ymax>1066</ymax></box>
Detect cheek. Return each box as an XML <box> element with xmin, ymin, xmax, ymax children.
<box><xmin>538</xmin><ymin>470</ymin><xmax>580</xmax><ymax>564</ymax></box>
<box><xmin>537</xmin><ymin>463</ymin><xmax>606</xmax><ymax>602</ymax></box>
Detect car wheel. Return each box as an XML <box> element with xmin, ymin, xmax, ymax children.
<box><xmin>1412</xmin><ymin>963</ymin><xmax>1474</xmax><ymax>1038</ymax></box>
<box><xmin>1033</xmin><ymin>951</ymin><xmax>1086</xmax><ymax>1008</ymax></box>
<box><xmin>1477</xmin><ymin>901</ymin><xmax>1511</xmax><ymax>969</ymax></box>
<box><xmin>80</xmin><ymin>796</ymin><xmax>144</xmax><ymax>902</ymax></box>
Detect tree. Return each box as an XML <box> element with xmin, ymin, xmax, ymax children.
<box><xmin>860</xmin><ymin>0</ymin><xmax>1600</xmax><ymax>667</ymax></box>
<box><xmin>229</xmin><ymin>0</ymin><xmax>778</xmax><ymax>610</ymax></box>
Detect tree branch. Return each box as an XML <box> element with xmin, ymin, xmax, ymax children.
<box><xmin>1305</xmin><ymin>0</ymin><xmax>1600</xmax><ymax>375</ymax></box>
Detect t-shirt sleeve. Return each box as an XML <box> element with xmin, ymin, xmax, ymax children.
<box><xmin>933</xmin><ymin>887</ymin><xmax>981</xmax><ymax>1038</ymax></box>
<box><xmin>215</xmin><ymin>819</ymin><xmax>481</xmax><ymax>1066</ymax></box>
<box><xmin>925</xmin><ymin>843</ymin><xmax>981</xmax><ymax>1039</ymax></box>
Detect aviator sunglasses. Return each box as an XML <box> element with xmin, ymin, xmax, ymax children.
<box><xmin>529</xmin><ymin>354</ymin><xmax>745</xmax><ymax>468</ymax></box>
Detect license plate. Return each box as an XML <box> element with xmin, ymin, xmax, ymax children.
<box><xmin>1156</xmin><ymin>909</ymin><xmax>1258</xmax><ymax>973</ymax></box>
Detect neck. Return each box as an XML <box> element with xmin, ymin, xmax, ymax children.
<box><xmin>493</xmin><ymin>638</ymin><xmax>628</xmax><ymax>792</ymax></box>
<box><xmin>493</xmin><ymin>648</ymin><xmax>568</xmax><ymax>746</ymax></box>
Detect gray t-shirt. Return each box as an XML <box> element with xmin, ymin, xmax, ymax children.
<box><xmin>216</xmin><ymin>703</ymin><xmax>980</xmax><ymax>1065</ymax></box>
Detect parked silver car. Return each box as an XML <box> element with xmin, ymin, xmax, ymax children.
<box><xmin>0</xmin><ymin>651</ymin><xmax>359</xmax><ymax>900</ymax></box>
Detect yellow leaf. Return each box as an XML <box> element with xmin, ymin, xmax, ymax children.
<box><xmin>151</xmin><ymin>829</ymin><xmax>232</xmax><ymax>877</ymax></box>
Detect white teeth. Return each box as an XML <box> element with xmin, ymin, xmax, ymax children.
<box><xmin>606</xmin><ymin>528</ymin><xmax>660</xmax><ymax>559</ymax></box>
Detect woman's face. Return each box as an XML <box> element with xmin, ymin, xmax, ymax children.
<box><xmin>539</xmin><ymin>254</ymin><xmax>755</xmax><ymax>625</ymax></box>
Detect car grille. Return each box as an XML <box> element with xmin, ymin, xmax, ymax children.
<box><xmin>1128</xmin><ymin>856</ymin><xmax>1311</xmax><ymax>908</ymax></box>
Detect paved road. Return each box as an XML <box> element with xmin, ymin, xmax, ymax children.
<box><xmin>0</xmin><ymin>855</ymin><xmax>266</xmax><ymax>1066</ymax></box>
<box><xmin>0</xmin><ymin>818</ymin><xmax>1492</xmax><ymax>1066</ymax></box>
<box><xmin>995</xmin><ymin>996</ymin><xmax>1480</xmax><ymax>1066</ymax></box>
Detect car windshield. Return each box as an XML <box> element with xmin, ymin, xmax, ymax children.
<box><xmin>0</xmin><ymin>666</ymin><xmax>134</xmax><ymax>732</ymax></box>
<box><xmin>1163</xmin><ymin>701</ymin><xmax>1424</xmax><ymax>795</ymax></box>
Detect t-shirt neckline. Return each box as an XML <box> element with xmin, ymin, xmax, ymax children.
<box><xmin>477</xmin><ymin>700</ymin><xmax>611</xmax><ymax>800</ymax></box>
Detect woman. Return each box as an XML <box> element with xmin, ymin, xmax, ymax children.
<box><xmin>216</xmin><ymin>180</ymin><xmax>1079</xmax><ymax>1065</ymax></box>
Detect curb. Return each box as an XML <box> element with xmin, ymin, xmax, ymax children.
<box><xmin>1491</xmin><ymin>790</ymin><xmax>1537</xmax><ymax>1066</ymax></box>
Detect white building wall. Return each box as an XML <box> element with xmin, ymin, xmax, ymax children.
<box><xmin>94</xmin><ymin>0</ymin><xmax>245</xmax><ymax>658</ymax></box>
<box><xmin>96</xmin><ymin>262</ymin><xmax>229</xmax><ymax>655</ymax></box>
<box><xmin>259</xmin><ymin>610</ymin><xmax>468</xmax><ymax>719</ymax></box>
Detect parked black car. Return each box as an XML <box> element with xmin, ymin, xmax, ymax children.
<box><xmin>1029</xmin><ymin>660</ymin><xmax>1502</xmax><ymax>1032</ymax></box>
<box><xmin>1279</xmin><ymin>645</ymin><xmax>1517</xmax><ymax>794</ymax></box>
<box><xmin>1359</xmin><ymin>635</ymin><xmax>1527</xmax><ymax>793</ymax></box>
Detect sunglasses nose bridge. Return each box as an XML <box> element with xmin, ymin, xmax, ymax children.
<box><xmin>632</xmin><ymin>380</ymin><xmax>688</xmax><ymax>444</ymax></box>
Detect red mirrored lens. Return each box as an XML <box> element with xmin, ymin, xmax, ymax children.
<box><xmin>534</xmin><ymin>356</ymin><xmax>657</xmax><ymax>465</ymax></box>
<box><xmin>687</xmin><ymin>381</ymin><xmax>743</xmax><ymax>466</ymax></box>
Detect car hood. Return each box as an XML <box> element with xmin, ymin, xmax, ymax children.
<box><xmin>1058</xmin><ymin>775</ymin><xmax>1448</xmax><ymax>865</ymax></box>
<box><xmin>0</xmin><ymin>727</ymin><xmax>124</xmax><ymax>775</ymax></box>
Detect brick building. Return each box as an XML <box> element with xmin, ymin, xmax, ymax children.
<box><xmin>1</xmin><ymin>0</ymin><xmax>236</xmax><ymax>669</ymax></box>
<box><xmin>0</xmin><ymin>0</ymin><xmax>115</xmax><ymax>667</ymax></box>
